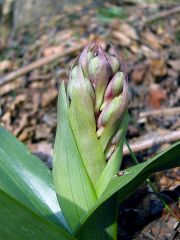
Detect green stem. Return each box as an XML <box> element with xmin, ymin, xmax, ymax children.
<box><xmin>125</xmin><ymin>138</ymin><xmax>177</xmax><ymax>219</ymax></box>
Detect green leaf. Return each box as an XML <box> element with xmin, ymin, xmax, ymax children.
<box><xmin>98</xmin><ymin>6</ymin><xmax>128</xmax><ymax>23</ymax></box>
<box><xmin>0</xmin><ymin>189</ymin><xmax>77</xmax><ymax>240</ymax></box>
<box><xmin>76</xmin><ymin>197</ymin><xmax>118</xmax><ymax>240</ymax></box>
<box><xmin>69</xmin><ymin>90</ymin><xmax>106</xmax><ymax>190</ymax></box>
<box><xmin>53</xmin><ymin>83</ymin><xmax>96</xmax><ymax>231</ymax></box>
<box><xmin>76</xmin><ymin>142</ymin><xmax>180</xmax><ymax>233</ymax></box>
<box><xmin>0</xmin><ymin>127</ymin><xmax>68</xmax><ymax>230</ymax></box>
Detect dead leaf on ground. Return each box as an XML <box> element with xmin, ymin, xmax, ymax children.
<box><xmin>142</xmin><ymin>30</ymin><xmax>162</xmax><ymax>49</ymax></box>
<box><xmin>112</xmin><ymin>31</ymin><xmax>131</xmax><ymax>47</ymax></box>
<box><xmin>0</xmin><ymin>77</ymin><xmax>25</xmax><ymax>96</ymax></box>
<box><xmin>168</xmin><ymin>60</ymin><xmax>180</xmax><ymax>72</ymax></box>
<box><xmin>119</xmin><ymin>23</ymin><xmax>139</xmax><ymax>41</ymax></box>
<box><xmin>132</xmin><ymin>65</ymin><xmax>147</xmax><ymax>84</ymax></box>
<box><xmin>0</xmin><ymin>60</ymin><xmax>13</xmax><ymax>73</ymax></box>
<box><xmin>149</xmin><ymin>58</ymin><xmax>167</xmax><ymax>77</ymax></box>
<box><xmin>147</xmin><ymin>84</ymin><xmax>167</xmax><ymax>109</ymax></box>
<box><xmin>18</xmin><ymin>126</ymin><xmax>35</xmax><ymax>142</ymax></box>
<box><xmin>41</xmin><ymin>88</ymin><xmax>58</xmax><ymax>107</ymax></box>
<box><xmin>141</xmin><ymin>45</ymin><xmax>159</xmax><ymax>58</ymax></box>
<box><xmin>35</xmin><ymin>124</ymin><xmax>51</xmax><ymax>140</ymax></box>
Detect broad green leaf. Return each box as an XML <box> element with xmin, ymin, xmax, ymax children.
<box><xmin>97</xmin><ymin>113</ymin><xmax>128</xmax><ymax>196</ymax></box>
<box><xmin>69</xmin><ymin>90</ymin><xmax>106</xmax><ymax>190</ymax></box>
<box><xmin>0</xmin><ymin>189</ymin><xmax>77</xmax><ymax>240</ymax></box>
<box><xmin>76</xmin><ymin>142</ymin><xmax>180</xmax><ymax>234</ymax></box>
<box><xmin>53</xmin><ymin>82</ymin><xmax>96</xmax><ymax>231</ymax></box>
<box><xmin>76</xmin><ymin>197</ymin><xmax>118</xmax><ymax>240</ymax></box>
<box><xmin>0</xmin><ymin>127</ymin><xmax>68</xmax><ymax>230</ymax></box>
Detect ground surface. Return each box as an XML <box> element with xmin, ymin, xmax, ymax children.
<box><xmin>0</xmin><ymin>1</ymin><xmax>179</xmax><ymax>239</ymax></box>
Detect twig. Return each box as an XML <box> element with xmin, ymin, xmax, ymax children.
<box><xmin>123</xmin><ymin>130</ymin><xmax>180</xmax><ymax>155</ymax></box>
<box><xmin>141</xmin><ymin>5</ymin><xmax>180</xmax><ymax>28</ymax></box>
<box><xmin>139</xmin><ymin>107</ymin><xmax>180</xmax><ymax>119</ymax></box>
<box><xmin>0</xmin><ymin>43</ymin><xmax>84</xmax><ymax>86</ymax></box>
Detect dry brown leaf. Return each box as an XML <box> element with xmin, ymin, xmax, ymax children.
<box><xmin>18</xmin><ymin>126</ymin><xmax>35</xmax><ymax>142</ymax></box>
<box><xmin>149</xmin><ymin>58</ymin><xmax>167</xmax><ymax>77</ymax></box>
<box><xmin>29</xmin><ymin>142</ymin><xmax>53</xmax><ymax>156</ymax></box>
<box><xmin>35</xmin><ymin>124</ymin><xmax>51</xmax><ymax>140</ymax></box>
<box><xmin>112</xmin><ymin>31</ymin><xmax>131</xmax><ymax>46</ymax></box>
<box><xmin>1</xmin><ymin>111</ymin><xmax>11</xmax><ymax>123</ymax></box>
<box><xmin>129</xmin><ymin>43</ymin><xmax>139</xmax><ymax>54</ymax></box>
<box><xmin>141</xmin><ymin>45</ymin><xmax>159</xmax><ymax>58</ymax></box>
<box><xmin>168</xmin><ymin>60</ymin><xmax>180</xmax><ymax>72</ymax></box>
<box><xmin>132</xmin><ymin>65</ymin><xmax>146</xmax><ymax>84</ymax></box>
<box><xmin>41</xmin><ymin>88</ymin><xmax>58</xmax><ymax>107</ymax></box>
<box><xmin>0</xmin><ymin>60</ymin><xmax>13</xmax><ymax>73</ymax></box>
<box><xmin>13</xmin><ymin>114</ymin><xmax>28</xmax><ymax>136</ymax></box>
<box><xmin>119</xmin><ymin>23</ymin><xmax>139</xmax><ymax>40</ymax></box>
<box><xmin>142</xmin><ymin>31</ymin><xmax>161</xmax><ymax>49</ymax></box>
<box><xmin>147</xmin><ymin>84</ymin><xmax>167</xmax><ymax>109</ymax></box>
<box><xmin>0</xmin><ymin>77</ymin><xmax>25</xmax><ymax>96</ymax></box>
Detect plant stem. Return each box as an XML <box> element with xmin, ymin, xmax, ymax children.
<box><xmin>125</xmin><ymin>138</ymin><xmax>177</xmax><ymax>219</ymax></box>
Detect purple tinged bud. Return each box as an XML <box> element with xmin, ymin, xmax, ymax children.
<box><xmin>88</xmin><ymin>45</ymin><xmax>110</xmax><ymax>113</ymax></box>
<box><xmin>102</xmin><ymin>71</ymin><xmax>124</xmax><ymax>108</ymax></box>
<box><xmin>97</xmin><ymin>74</ymin><xmax>129</xmax><ymax>140</ymax></box>
<box><xmin>79</xmin><ymin>43</ymin><xmax>94</xmax><ymax>77</ymax></box>
<box><xmin>67</xmin><ymin>42</ymin><xmax>129</xmax><ymax>145</ymax></box>
<box><xmin>108</xmin><ymin>56</ymin><xmax>120</xmax><ymax>75</ymax></box>
<box><xmin>84</xmin><ymin>76</ymin><xmax>96</xmax><ymax>103</ymax></box>
<box><xmin>98</xmin><ymin>95</ymin><xmax>123</xmax><ymax>128</ymax></box>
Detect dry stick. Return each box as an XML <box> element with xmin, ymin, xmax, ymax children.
<box><xmin>0</xmin><ymin>43</ymin><xmax>84</xmax><ymax>86</ymax></box>
<box><xmin>139</xmin><ymin>107</ymin><xmax>180</xmax><ymax>118</ymax></box>
<box><xmin>123</xmin><ymin>130</ymin><xmax>180</xmax><ymax>155</ymax></box>
<box><xmin>141</xmin><ymin>5</ymin><xmax>180</xmax><ymax>27</ymax></box>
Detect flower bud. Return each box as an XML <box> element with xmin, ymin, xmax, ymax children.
<box><xmin>98</xmin><ymin>95</ymin><xmax>123</xmax><ymax>130</ymax></box>
<box><xmin>88</xmin><ymin>45</ymin><xmax>110</xmax><ymax>113</ymax></box>
<box><xmin>67</xmin><ymin>66</ymin><xmax>79</xmax><ymax>97</ymax></box>
<box><xmin>79</xmin><ymin>43</ymin><xmax>94</xmax><ymax>77</ymax></box>
<box><xmin>101</xmin><ymin>71</ymin><xmax>124</xmax><ymax>110</ymax></box>
<box><xmin>108</xmin><ymin>55</ymin><xmax>120</xmax><ymax>75</ymax></box>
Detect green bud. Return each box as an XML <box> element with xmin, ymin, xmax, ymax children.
<box><xmin>101</xmin><ymin>72</ymin><xmax>124</xmax><ymax>110</ymax></box>
<box><xmin>67</xmin><ymin>66</ymin><xmax>79</xmax><ymax>98</ymax></box>
<box><xmin>108</xmin><ymin>56</ymin><xmax>120</xmax><ymax>75</ymax></box>
<box><xmin>79</xmin><ymin>43</ymin><xmax>94</xmax><ymax>77</ymax></box>
<box><xmin>98</xmin><ymin>95</ymin><xmax>123</xmax><ymax>128</ymax></box>
<box><xmin>88</xmin><ymin>47</ymin><xmax>110</xmax><ymax>113</ymax></box>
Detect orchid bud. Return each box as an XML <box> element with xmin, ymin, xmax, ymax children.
<box><xmin>108</xmin><ymin>55</ymin><xmax>120</xmax><ymax>75</ymax></box>
<box><xmin>88</xmin><ymin>45</ymin><xmax>110</xmax><ymax>113</ymax></box>
<box><xmin>101</xmin><ymin>71</ymin><xmax>124</xmax><ymax>110</ymax></box>
<box><xmin>98</xmin><ymin>95</ymin><xmax>123</xmax><ymax>129</ymax></box>
<box><xmin>68</xmin><ymin>42</ymin><xmax>129</xmax><ymax>160</ymax></box>
<box><xmin>79</xmin><ymin>44</ymin><xmax>94</xmax><ymax>77</ymax></box>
